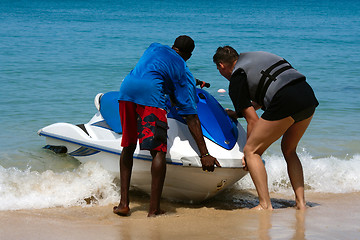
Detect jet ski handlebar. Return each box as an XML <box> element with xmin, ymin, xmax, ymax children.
<box><xmin>195</xmin><ymin>78</ymin><xmax>210</xmax><ymax>88</ymax></box>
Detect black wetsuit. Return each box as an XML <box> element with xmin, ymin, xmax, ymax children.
<box><xmin>229</xmin><ymin>70</ymin><xmax>319</xmax><ymax>122</ymax></box>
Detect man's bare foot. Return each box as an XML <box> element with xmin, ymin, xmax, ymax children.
<box><xmin>295</xmin><ymin>204</ymin><xmax>307</xmax><ymax>210</ymax></box>
<box><xmin>251</xmin><ymin>204</ymin><xmax>273</xmax><ymax>210</ymax></box>
<box><xmin>295</xmin><ymin>198</ymin><xmax>307</xmax><ymax>210</ymax></box>
<box><xmin>113</xmin><ymin>205</ymin><xmax>130</xmax><ymax>216</ymax></box>
<box><xmin>147</xmin><ymin>209</ymin><xmax>166</xmax><ymax>217</ymax></box>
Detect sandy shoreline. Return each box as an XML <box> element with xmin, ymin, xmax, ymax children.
<box><xmin>1</xmin><ymin>191</ymin><xmax>360</xmax><ymax>240</ymax></box>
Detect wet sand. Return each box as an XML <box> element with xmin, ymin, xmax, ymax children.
<box><xmin>1</xmin><ymin>191</ymin><xmax>360</xmax><ymax>240</ymax></box>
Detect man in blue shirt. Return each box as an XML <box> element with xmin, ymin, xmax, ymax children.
<box><xmin>113</xmin><ymin>36</ymin><xmax>220</xmax><ymax>217</ymax></box>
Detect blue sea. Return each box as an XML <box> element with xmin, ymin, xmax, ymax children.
<box><xmin>1</xmin><ymin>0</ymin><xmax>359</xmax><ymax>210</ymax></box>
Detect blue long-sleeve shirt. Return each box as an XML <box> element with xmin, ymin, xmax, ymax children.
<box><xmin>118</xmin><ymin>43</ymin><xmax>197</xmax><ymax>115</ymax></box>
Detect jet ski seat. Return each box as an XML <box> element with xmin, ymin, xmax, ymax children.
<box><xmin>99</xmin><ymin>91</ymin><xmax>123</xmax><ymax>133</ymax></box>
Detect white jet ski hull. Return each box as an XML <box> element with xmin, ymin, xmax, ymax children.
<box><xmin>38</xmin><ymin>89</ymin><xmax>248</xmax><ymax>202</ymax></box>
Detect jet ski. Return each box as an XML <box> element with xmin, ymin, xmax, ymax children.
<box><xmin>38</xmin><ymin>87</ymin><xmax>248</xmax><ymax>203</ymax></box>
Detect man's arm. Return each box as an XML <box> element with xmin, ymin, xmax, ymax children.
<box><xmin>183</xmin><ymin>114</ymin><xmax>221</xmax><ymax>172</ymax></box>
<box><xmin>241</xmin><ymin>106</ymin><xmax>259</xmax><ymax>138</ymax></box>
<box><xmin>251</xmin><ymin>101</ymin><xmax>262</xmax><ymax>111</ymax></box>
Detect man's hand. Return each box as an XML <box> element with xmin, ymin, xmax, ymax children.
<box><xmin>225</xmin><ymin>108</ymin><xmax>238</xmax><ymax>121</ymax></box>
<box><xmin>195</xmin><ymin>79</ymin><xmax>210</xmax><ymax>88</ymax></box>
<box><xmin>184</xmin><ymin>114</ymin><xmax>221</xmax><ymax>172</ymax></box>
<box><xmin>200</xmin><ymin>154</ymin><xmax>221</xmax><ymax>172</ymax></box>
<box><xmin>242</xmin><ymin>156</ymin><xmax>249</xmax><ymax>171</ymax></box>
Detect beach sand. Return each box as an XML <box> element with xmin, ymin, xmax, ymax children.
<box><xmin>1</xmin><ymin>191</ymin><xmax>359</xmax><ymax>240</ymax></box>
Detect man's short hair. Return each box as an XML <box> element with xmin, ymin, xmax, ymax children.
<box><xmin>173</xmin><ymin>35</ymin><xmax>195</xmax><ymax>54</ymax></box>
<box><xmin>213</xmin><ymin>46</ymin><xmax>239</xmax><ymax>65</ymax></box>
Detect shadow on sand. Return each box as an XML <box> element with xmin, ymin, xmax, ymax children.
<box><xmin>119</xmin><ymin>186</ymin><xmax>319</xmax><ymax>215</ymax></box>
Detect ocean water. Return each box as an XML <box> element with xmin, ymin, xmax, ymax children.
<box><xmin>1</xmin><ymin>0</ymin><xmax>359</xmax><ymax>210</ymax></box>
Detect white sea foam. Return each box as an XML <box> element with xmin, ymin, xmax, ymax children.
<box><xmin>1</xmin><ymin>152</ymin><xmax>359</xmax><ymax>211</ymax></box>
<box><xmin>0</xmin><ymin>162</ymin><xmax>119</xmax><ymax>211</ymax></box>
<box><xmin>237</xmin><ymin>152</ymin><xmax>360</xmax><ymax>195</ymax></box>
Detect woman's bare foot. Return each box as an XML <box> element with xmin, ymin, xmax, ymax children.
<box><xmin>147</xmin><ymin>209</ymin><xmax>166</xmax><ymax>217</ymax></box>
<box><xmin>113</xmin><ymin>205</ymin><xmax>130</xmax><ymax>216</ymax></box>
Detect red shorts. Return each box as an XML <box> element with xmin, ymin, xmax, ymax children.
<box><xmin>118</xmin><ymin>101</ymin><xmax>168</xmax><ymax>152</ymax></box>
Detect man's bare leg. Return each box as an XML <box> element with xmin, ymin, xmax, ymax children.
<box><xmin>281</xmin><ymin>115</ymin><xmax>313</xmax><ymax>210</ymax></box>
<box><xmin>244</xmin><ymin>117</ymin><xmax>294</xmax><ymax>210</ymax></box>
<box><xmin>246</xmin><ymin>154</ymin><xmax>272</xmax><ymax>210</ymax></box>
<box><xmin>113</xmin><ymin>144</ymin><xmax>136</xmax><ymax>216</ymax></box>
<box><xmin>148</xmin><ymin>150</ymin><xmax>166</xmax><ymax>217</ymax></box>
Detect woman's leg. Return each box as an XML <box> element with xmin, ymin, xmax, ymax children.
<box><xmin>244</xmin><ymin>116</ymin><xmax>294</xmax><ymax>210</ymax></box>
<box><xmin>281</xmin><ymin>115</ymin><xmax>313</xmax><ymax>210</ymax></box>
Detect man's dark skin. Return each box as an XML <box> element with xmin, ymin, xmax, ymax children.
<box><xmin>113</xmin><ymin>40</ymin><xmax>221</xmax><ymax>217</ymax></box>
